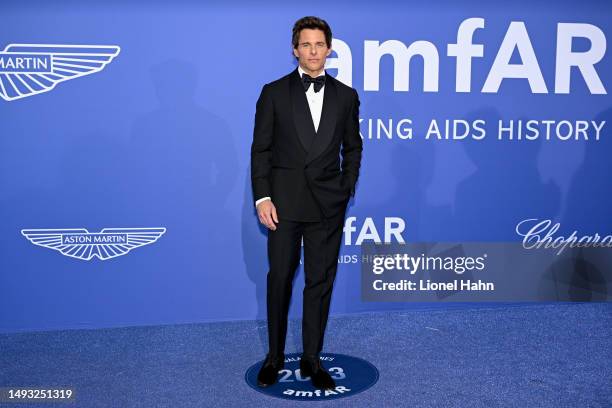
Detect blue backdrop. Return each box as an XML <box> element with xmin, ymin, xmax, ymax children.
<box><xmin>1</xmin><ymin>0</ymin><xmax>610</xmax><ymax>332</ymax></box>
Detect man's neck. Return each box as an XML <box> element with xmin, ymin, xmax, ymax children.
<box><xmin>299</xmin><ymin>64</ymin><xmax>325</xmax><ymax>78</ymax></box>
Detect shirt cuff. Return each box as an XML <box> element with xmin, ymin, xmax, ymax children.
<box><xmin>255</xmin><ymin>197</ymin><xmax>271</xmax><ymax>207</ymax></box>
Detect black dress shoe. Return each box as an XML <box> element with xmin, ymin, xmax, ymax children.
<box><xmin>257</xmin><ymin>354</ymin><xmax>284</xmax><ymax>387</ymax></box>
<box><xmin>299</xmin><ymin>356</ymin><xmax>336</xmax><ymax>390</ymax></box>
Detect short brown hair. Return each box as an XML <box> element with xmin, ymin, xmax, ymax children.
<box><xmin>292</xmin><ymin>16</ymin><xmax>332</xmax><ymax>51</ymax></box>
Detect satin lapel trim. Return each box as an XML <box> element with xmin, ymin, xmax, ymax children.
<box><xmin>305</xmin><ymin>73</ymin><xmax>337</xmax><ymax>165</ymax></box>
<box><xmin>290</xmin><ymin>68</ymin><xmax>316</xmax><ymax>153</ymax></box>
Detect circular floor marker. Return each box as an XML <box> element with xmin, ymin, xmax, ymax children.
<box><xmin>245</xmin><ymin>352</ymin><xmax>379</xmax><ymax>401</ymax></box>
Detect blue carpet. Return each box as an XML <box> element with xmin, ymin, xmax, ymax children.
<box><xmin>1</xmin><ymin>303</ymin><xmax>610</xmax><ymax>407</ymax></box>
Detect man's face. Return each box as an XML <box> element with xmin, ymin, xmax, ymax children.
<box><xmin>293</xmin><ymin>28</ymin><xmax>332</xmax><ymax>76</ymax></box>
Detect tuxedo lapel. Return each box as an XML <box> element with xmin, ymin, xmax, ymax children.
<box><xmin>305</xmin><ymin>72</ymin><xmax>337</xmax><ymax>165</ymax></box>
<box><xmin>290</xmin><ymin>68</ymin><xmax>338</xmax><ymax>163</ymax></box>
<box><xmin>290</xmin><ymin>68</ymin><xmax>316</xmax><ymax>153</ymax></box>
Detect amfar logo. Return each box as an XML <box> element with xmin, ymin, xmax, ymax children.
<box><xmin>328</xmin><ymin>18</ymin><xmax>606</xmax><ymax>94</ymax></box>
<box><xmin>21</xmin><ymin>228</ymin><xmax>166</xmax><ymax>261</ymax></box>
<box><xmin>344</xmin><ymin>217</ymin><xmax>406</xmax><ymax>246</ymax></box>
<box><xmin>0</xmin><ymin>44</ymin><xmax>120</xmax><ymax>101</ymax></box>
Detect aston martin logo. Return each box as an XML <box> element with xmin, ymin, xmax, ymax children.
<box><xmin>21</xmin><ymin>228</ymin><xmax>166</xmax><ymax>261</ymax></box>
<box><xmin>0</xmin><ymin>44</ymin><xmax>120</xmax><ymax>101</ymax></box>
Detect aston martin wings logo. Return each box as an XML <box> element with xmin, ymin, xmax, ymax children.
<box><xmin>0</xmin><ymin>44</ymin><xmax>120</xmax><ymax>101</ymax></box>
<box><xmin>21</xmin><ymin>228</ymin><xmax>166</xmax><ymax>261</ymax></box>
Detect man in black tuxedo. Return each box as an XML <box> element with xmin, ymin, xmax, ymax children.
<box><xmin>251</xmin><ymin>16</ymin><xmax>362</xmax><ymax>390</ymax></box>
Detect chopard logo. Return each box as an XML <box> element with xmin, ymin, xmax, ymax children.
<box><xmin>21</xmin><ymin>228</ymin><xmax>166</xmax><ymax>261</ymax></box>
<box><xmin>515</xmin><ymin>218</ymin><xmax>612</xmax><ymax>255</ymax></box>
<box><xmin>0</xmin><ymin>44</ymin><xmax>120</xmax><ymax>101</ymax></box>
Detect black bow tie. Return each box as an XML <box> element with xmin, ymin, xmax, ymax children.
<box><xmin>301</xmin><ymin>73</ymin><xmax>326</xmax><ymax>93</ymax></box>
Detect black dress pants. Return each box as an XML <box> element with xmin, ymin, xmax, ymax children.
<box><xmin>266</xmin><ymin>210</ymin><xmax>345</xmax><ymax>357</ymax></box>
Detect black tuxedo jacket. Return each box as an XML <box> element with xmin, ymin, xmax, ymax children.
<box><xmin>251</xmin><ymin>67</ymin><xmax>363</xmax><ymax>221</ymax></box>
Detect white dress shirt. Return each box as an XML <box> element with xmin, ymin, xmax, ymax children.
<box><xmin>256</xmin><ymin>66</ymin><xmax>326</xmax><ymax>208</ymax></box>
<box><xmin>298</xmin><ymin>64</ymin><xmax>325</xmax><ymax>132</ymax></box>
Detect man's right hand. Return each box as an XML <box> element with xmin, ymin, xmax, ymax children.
<box><xmin>257</xmin><ymin>200</ymin><xmax>279</xmax><ymax>231</ymax></box>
